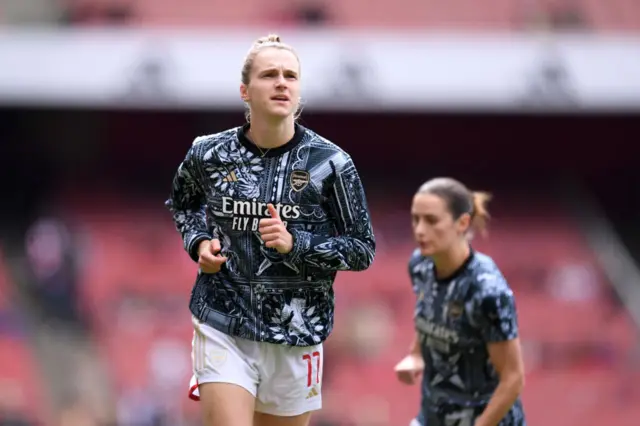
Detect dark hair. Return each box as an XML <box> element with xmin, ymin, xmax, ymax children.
<box><xmin>417</xmin><ymin>177</ymin><xmax>492</xmax><ymax>237</ymax></box>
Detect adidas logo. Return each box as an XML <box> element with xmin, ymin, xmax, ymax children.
<box><xmin>306</xmin><ymin>386</ymin><xmax>319</xmax><ymax>399</ymax></box>
<box><xmin>222</xmin><ymin>171</ymin><xmax>238</xmax><ymax>182</ymax></box>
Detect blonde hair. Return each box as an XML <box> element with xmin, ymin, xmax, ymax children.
<box><xmin>470</xmin><ymin>191</ymin><xmax>492</xmax><ymax>237</ymax></box>
<box><xmin>240</xmin><ymin>34</ymin><xmax>301</xmax><ymax>122</ymax></box>
<box><xmin>417</xmin><ymin>177</ymin><xmax>492</xmax><ymax>237</ymax></box>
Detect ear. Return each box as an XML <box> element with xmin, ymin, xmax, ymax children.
<box><xmin>240</xmin><ymin>83</ymin><xmax>249</xmax><ymax>102</ymax></box>
<box><xmin>456</xmin><ymin>213</ymin><xmax>471</xmax><ymax>235</ymax></box>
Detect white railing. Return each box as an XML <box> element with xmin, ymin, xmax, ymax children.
<box><xmin>563</xmin><ymin>180</ymin><xmax>640</xmax><ymax>329</ymax></box>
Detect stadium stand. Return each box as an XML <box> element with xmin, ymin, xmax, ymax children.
<box><xmin>55</xmin><ymin>0</ymin><xmax>640</xmax><ymax>30</ymax></box>
<box><xmin>0</xmin><ymin>248</ymin><xmax>49</xmax><ymax>425</ymax></box>
<box><xmin>0</xmin><ymin>248</ymin><xmax>9</xmax><ymax>317</ymax></box>
<box><xmin>59</xmin><ymin>193</ymin><xmax>638</xmax><ymax>426</ymax></box>
<box><xmin>1</xmin><ymin>1</ymin><xmax>638</xmax><ymax>424</ymax></box>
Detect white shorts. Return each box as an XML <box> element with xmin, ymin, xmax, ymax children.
<box><xmin>188</xmin><ymin>317</ymin><xmax>323</xmax><ymax>416</ymax></box>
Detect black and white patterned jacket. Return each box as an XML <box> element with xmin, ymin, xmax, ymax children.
<box><xmin>166</xmin><ymin>124</ymin><xmax>375</xmax><ymax>346</ymax></box>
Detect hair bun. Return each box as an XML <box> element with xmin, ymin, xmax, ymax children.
<box><xmin>256</xmin><ymin>34</ymin><xmax>281</xmax><ymax>44</ymax></box>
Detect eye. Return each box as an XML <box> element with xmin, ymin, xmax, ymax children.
<box><xmin>426</xmin><ymin>216</ymin><xmax>439</xmax><ymax>225</ymax></box>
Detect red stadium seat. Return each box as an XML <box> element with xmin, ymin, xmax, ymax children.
<box><xmin>65</xmin><ymin>0</ymin><xmax>640</xmax><ymax>31</ymax></box>
<box><xmin>63</xmin><ymin>194</ymin><xmax>638</xmax><ymax>426</ymax></box>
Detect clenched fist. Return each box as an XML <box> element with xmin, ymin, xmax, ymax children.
<box><xmin>197</xmin><ymin>239</ymin><xmax>227</xmax><ymax>273</ymax></box>
<box><xmin>258</xmin><ymin>204</ymin><xmax>293</xmax><ymax>254</ymax></box>
<box><xmin>394</xmin><ymin>353</ymin><xmax>425</xmax><ymax>385</ymax></box>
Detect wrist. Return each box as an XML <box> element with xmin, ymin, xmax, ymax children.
<box><xmin>409</xmin><ymin>337</ymin><xmax>422</xmax><ymax>356</ymax></box>
<box><xmin>283</xmin><ymin>233</ymin><xmax>294</xmax><ymax>254</ymax></box>
<box><xmin>473</xmin><ymin>416</ymin><xmax>489</xmax><ymax>426</ymax></box>
<box><xmin>188</xmin><ymin>234</ymin><xmax>211</xmax><ymax>262</ymax></box>
<box><xmin>197</xmin><ymin>239</ymin><xmax>211</xmax><ymax>256</ymax></box>
<box><xmin>283</xmin><ymin>229</ymin><xmax>310</xmax><ymax>264</ymax></box>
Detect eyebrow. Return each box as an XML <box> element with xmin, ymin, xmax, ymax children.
<box><xmin>260</xmin><ymin>67</ymin><xmax>299</xmax><ymax>76</ymax></box>
<box><xmin>412</xmin><ymin>212</ymin><xmax>437</xmax><ymax>217</ymax></box>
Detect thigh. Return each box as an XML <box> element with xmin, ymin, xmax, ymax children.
<box><xmin>191</xmin><ymin>316</ymin><xmax>260</xmax><ymax>398</ymax></box>
<box><xmin>199</xmin><ymin>382</ymin><xmax>255</xmax><ymax>426</ymax></box>
<box><xmin>255</xmin><ymin>343</ymin><xmax>323</xmax><ymax>417</ymax></box>
<box><xmin>254</xmin><ymin>411</ymin><xmax>312</xmax><ymax>426</ymax></box>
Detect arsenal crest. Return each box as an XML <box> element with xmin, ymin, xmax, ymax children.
<box><xmin>290</xmin><ymin>170</ymin><xmax>310</xmax><ymax>192</ymax></box>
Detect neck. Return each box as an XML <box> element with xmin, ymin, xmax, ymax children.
<box><xmin>433</xmin><ymin>242</ymin><xmax>470</xmax><ymax>279</ymax></box>
<box><xmin>248</xmin><ymin>114</ymin><xmax>295</xmax><ymax>150</ymax></box>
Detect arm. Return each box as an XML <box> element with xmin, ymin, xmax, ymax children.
<box><xmin>409</xmin><ymin>332</ymin><xmax>422</xmax><ymax>356</ymax></box>
<box><xmin>165</xmin><ymin>143</ymin><xmax>211</xmax><ymax>262</ymax></box>
<box><xmin>475</xmin><ymin>339</ymin><xmax>525</xmax><ymax>426</ymax></box>
<box><xmin>285</xmin><ymin>156</ymin><xmax>375</xmax><ymax>271</ymax></box>
<box><xmin>395</xmin><ymin>259</ymin><xmax>425</xmax><ymax>384</ymax></box>
<box><xmin>395</xmin><ymin>333</ymin><xmax>425</xmax><ymax>385</ymax></box>
<box><xmin>474</xmin><ymin>288</ymin><xmax>525</xmax><ymax>426</ymax></box>
<box><xmin>407</xmin><ymin>255</ymin><xmax>423</xmax><ymax>357</ymax></box>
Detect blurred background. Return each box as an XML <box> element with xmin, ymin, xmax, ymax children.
<box><xmin>1</xmin><ymin>1</ymin><xmax>640</xmax><ymax>425</ymax></box>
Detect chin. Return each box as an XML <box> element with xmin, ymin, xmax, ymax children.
<box><xmin>265</xmin><ymin>103</ymin><xmax>294</xmax><ymax>117</ymax></box>
<box><xmin>269</xmin><ymin>109</ymin><xmax>294</xmax><ymax>119</ymax></box>
<box><xmin>419</xmin><ymin>246</ymin><xmax>435</xmax><ymax>257</ymax></box>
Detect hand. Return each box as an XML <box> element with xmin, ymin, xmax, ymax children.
<box><xmin>258</xmin><ymin>204</ymin><xmax>293</xmax><ymax>254</ymax></box>
<box><xmin>394</xmin><ymin>353</ymin><xmax>425</xmax><ymax>385</ymax></box>
<box><xmin>197</xmin><ymin>239</ymin><xmax>227</xmax><ymax>273</ymax></box>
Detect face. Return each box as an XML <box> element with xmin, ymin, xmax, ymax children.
<box><xmin>240</xmin><ymin>48</ymin><xmax>301</xmax><ymax>121</ymax></box>
<box><xmin>411</xmin><ymin>193</ymin><xmax>470</xmax><ymax>257</ymax></box>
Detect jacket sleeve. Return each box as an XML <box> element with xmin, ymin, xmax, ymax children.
<box><xmin>285</xmin><ymin>155</ymin><xmax>375</xmax><ymax>271</ymax></box>
<box><xmin>408</xmin><ymin>249</ymin><xmax>422</xmax><ymax>295</ymax></box>
<box><xmin>165</xmin><ymin>143</ymin><xmax>211</xmax><ymax>262</ymax></box>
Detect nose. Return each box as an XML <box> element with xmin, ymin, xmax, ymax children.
<box><xmin>275</xmin><ymin>73</ymin><xmax>287</xmax><ymax>88</ymax></box>
<box><xmin>414</xmin><ymin>219</ymin><xmax>427</xmax><ymax>238</ymax></box>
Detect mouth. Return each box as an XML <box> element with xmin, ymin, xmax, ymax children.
<box><xmin>271</xmin><ymin>95</ymin><xmax>290</xmax><ymax>103</ymax></box>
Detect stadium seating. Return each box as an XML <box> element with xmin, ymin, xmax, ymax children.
<box><xmin>0</xmin><ymin>248</ymin><xmax>49</xmax><ymax>425</ymax></box>
<box><xmin>65</xmin><ymin>194</ymin><xmax>639</xmax><ymax>426</ymax></box>
<box><xmin>1</xmin><ymin>0</ymin><xmax>638</xmax><ymax>30</ymax></box>
<box><xmin>0</xmin><ymin>247</ymin><xmax>9</xmax><ymax>315</ymax></box>
<box><xmin>58</xmin><ymin>0</ymin><xmax>640</xmax><ymax>31</ymax></box>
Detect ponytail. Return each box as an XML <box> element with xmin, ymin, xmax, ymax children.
<box><xmin>470</xmin><ymin>191</ymin><xmax>492</xmax><ymax>237</ymax></box>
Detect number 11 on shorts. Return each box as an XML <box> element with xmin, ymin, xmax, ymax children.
<box><xmin>302</xmin><ymin>351</ymin><xmax>321</xmax><ymax>387</ymax></box>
